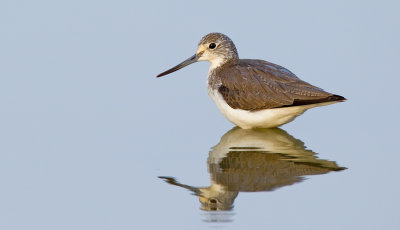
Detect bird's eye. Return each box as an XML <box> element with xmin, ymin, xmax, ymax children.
<box><xmin>209</xmin><ymin>43</ymin><xmax>216</xmax><ymax>49</ymax></box>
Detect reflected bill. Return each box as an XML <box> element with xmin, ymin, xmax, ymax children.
<box><xmin>159</xmin><ymin>128</ymin><xmax>346</xmax><ymax>212</ymax></box>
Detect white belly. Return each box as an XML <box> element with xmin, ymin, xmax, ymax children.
<box><xmin>208</xmin><ymin>89</ymin><xmax>335</xmax><ymax>129</ymax></box>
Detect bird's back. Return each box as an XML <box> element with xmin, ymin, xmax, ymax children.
<box><xmin>210</xmin><ymin>59</ymin><xmax>345</xmax><ymax>111</ymax></box>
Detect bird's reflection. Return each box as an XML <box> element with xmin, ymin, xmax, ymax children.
<box><xmin>159</xmin><ymin>128</ymin><xmax>346</xmax><ymax>211</ymax></box>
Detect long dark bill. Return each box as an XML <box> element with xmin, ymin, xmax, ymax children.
<box><xmin>156</xmin><ymin>54</ymin><xmax>198</xmax><ymax>78</ymax></box>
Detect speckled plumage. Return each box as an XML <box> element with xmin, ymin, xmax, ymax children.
<box><xmin>157</xmin><ymin>32</ymin><xmax>346</xmax><ymax>128</ymax></box>
<box><xmin>198</xmin><ymin>33</ymin><xmax>239</xmax><ymax>64</ymax></box>
<box><xmin>209</xmin><ymin>59</ymin><xmax>344</xmax><ymax>111</ymax></box>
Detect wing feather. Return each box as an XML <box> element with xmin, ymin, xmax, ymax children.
<box><xmin>217</xmin><ymin>59</ymin><xmax>345</xmax><ymax>111</ymax></box>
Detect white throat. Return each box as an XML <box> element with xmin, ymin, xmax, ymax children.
<box><xmin>209</xmin><ymin>57</ymin><xmax>226</xmax><ymax>70</ymax></box>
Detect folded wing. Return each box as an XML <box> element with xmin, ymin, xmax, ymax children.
<box><xmin>217</xmin><ymin>59</ymin><xmax>345</xmax><ymax>111</ymax></box>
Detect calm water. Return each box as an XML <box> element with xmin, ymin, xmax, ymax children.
<box><xmin>1</xmin><ymin>1</ymin><xmax>399</xmax><ymax>229</ymax></box>
<box><xmin>159</xmin><ymin>128</ymin><xmax>347</xmax><ymax>213</ymax></box>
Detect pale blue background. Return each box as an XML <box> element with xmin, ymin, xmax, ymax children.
<box><xmin>1</xmin><ymin>0</ymin><xmax>399</xmax><ymax>229</ymax></box>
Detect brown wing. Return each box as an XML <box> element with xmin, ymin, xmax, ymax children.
<box><xmin>217</xmin><ymin>59</ymin><xmax>345</xmax><ymax>111</ymax></box>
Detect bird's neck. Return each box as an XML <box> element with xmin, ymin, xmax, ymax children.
<box><xmin>207</xmin><ymin>59</ymin><xmax>238</xmax><ymax>91</ymax></box>
<box><xmin>209</xmin><ymin>58</ymin><xmax>239</xmax><ymax>72</ymax></box>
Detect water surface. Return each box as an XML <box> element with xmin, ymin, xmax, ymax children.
<box><xmin>1</xmin><ymin>1</ymin><xmax>399</xmax><ymax>229</ymax></box>
<box><xmin>160</xmin><ymin>128</ymin><xmax>346</xmax><ymax>213</ymax></box>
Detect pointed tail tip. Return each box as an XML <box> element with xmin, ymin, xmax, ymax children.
<box><xmin>331</xmin><ymin>94</ymin><xmax>347</xmax><ymax>102</ymax></box>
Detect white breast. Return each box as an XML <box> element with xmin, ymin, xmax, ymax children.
<box><xmin>207</xmin><ymin>88</ymin><xmax>335</xmax><ymax>129</ymax></box>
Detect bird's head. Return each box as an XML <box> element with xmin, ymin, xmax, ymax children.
<box><xmin>156</xmin><ymin>32</ymin><xmax>239</xmax><ymax>78</ymax></box>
